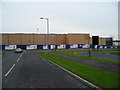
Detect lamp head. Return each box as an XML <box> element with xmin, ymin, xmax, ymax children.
<box><xmin>40</xmin><ymin>17</ymin><xmax>44</xmax><ymax>19</ymax></box>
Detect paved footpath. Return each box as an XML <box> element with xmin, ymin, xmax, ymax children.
<box><xmin>2</xmin><ymin>51</ymin><xmax>88</xmax><ymax>88</ymax></box>
<box><xmin>51</xmin><ymin>53</ymin><xmax>119</xmax><ymax>74</ymax></box>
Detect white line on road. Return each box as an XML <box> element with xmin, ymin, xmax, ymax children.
<box><xmin>17</xmin><ymin>58</ymin><xmax>20</xmax><ymax>62</ymax></box>
<box><xmin>20</xmin><ymin>55</ymin><xmax>22</xmax><ymax>57</ymax></box>
<box><xmin>4</xmin><ymin>52</ymin><xmax>24</xmax><ymax>77</ymax></box>
<box><xmin>5</xmin><ymin>64</ymin><xmax>15</xmax><ymax>77</ymax></box>
<box><xmin>22</xmin><ymin>52</ymin><xmax>24</xmax><ymax>55</ymax></box>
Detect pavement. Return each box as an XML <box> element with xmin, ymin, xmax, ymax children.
<box><xmin>2</xmin><ymin>50</ymin><xmax>88</xmax><ymax>88</ymax></box>
<box><xmin>76</xmin><ymin>51</ymin><xmax>119</xmax><ymax>61</ymax></box>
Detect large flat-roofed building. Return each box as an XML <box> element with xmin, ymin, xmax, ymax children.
<box><xmin>0</xmin><ymin>33</ymin><xmax>113</xmax><ymax>50</ymax></box>
<box><xmin>0</xmin><ymin>33</ymin><xmax>90</xmax><ymax>45</ymax></box>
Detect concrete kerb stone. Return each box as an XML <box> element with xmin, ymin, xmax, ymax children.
<box><xmin>39</xmin><ymin>55</ymin><xmax>102</xmax><ymax>90</ymax></box>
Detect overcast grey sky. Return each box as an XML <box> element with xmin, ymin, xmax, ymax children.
<box><xmin>1</xmin><ymin>1</ymin><xmax>118</xmax><ymax>40</ymax></box>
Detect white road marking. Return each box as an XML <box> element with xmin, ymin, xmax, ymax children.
<box><xmin>22</xmin><ymin>52</ymin><xmax>24</xmax><ymax>55</ymax></box>
<box><xmin>17</xmin><ymin>58</ymin><xmax>20</xmax><ymax>62</ymax></box>
<box><xmin>4</xmin><ymin>52</ymin><xmax>24</xmax><ymax>77</ymax></box>
<box><xmin>20</xmin><ymin>55</ymin><xmax>22</xmax><ymax>57</ymax></box>
<box><xmin>5</xmin><ymin>64</ymin><xmax>15</xmax><ymax>77</ymax></box>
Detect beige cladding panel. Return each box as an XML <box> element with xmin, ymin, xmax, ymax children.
<box><xmin>47</xmin><ymin>34</ymin><xmax>56</xmax><ymax>45</ymax></box>
<box><xmin>66</xmin><ymin>34</ymin><xmax>90</xmax><ymax>44</ymax></box>
<box><xmin>34</xmin><ymin>34</ymin><xmax>46</xmax><ymax>45</ymax></box>
<box><xmin>56</xmin><ymin>34</ymin><xmax>66</xmax><ymax>45</ymax></box>
<box><xmin>22</xmin><ymin>34</ymin><xmax>34</xmax><ymax>45</ymax></box>
<box><xmin>99</xmin><ymin>38</ymin><xmax>106</xmax><ymax>45</ymax></box>
<box><xmin>9</xmin><ymin>34</ymin><xmax>22</xmax><ymax>45</ymax></box>
<box><xmin>2</xmin><ymin>34</ymin><xmax>9</xmax><ymax>45</ymax></box>
<box><xmin>0</xmin><ymin>35</ymin><xmax>1</xmax><ymax>45</ymax></box>
<box><xmin>2</xmin><ymin>34</ymin><xmax>93</xmax><ymax>45</ymax></box>
<box><xmin>90</xmin><ymin>38</ymin><xmax>92</xmax><ymax>44</ymax></box>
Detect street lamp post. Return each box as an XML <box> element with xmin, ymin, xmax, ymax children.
<box><xmin>37</xmin><ymin>28</ymin><xmax>39</xmax><ymax>34</ymax></box>
<box><xmin>88</xmin><ymin>35</ymin><xmax>91</xmax><ymax>57</ymax></box>
<box><xmin>40</xmin><ymin>17</ymin><xmax>49</xmax><ymax>49</ymax></box>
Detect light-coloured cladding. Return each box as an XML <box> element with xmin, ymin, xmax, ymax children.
<box><xmin>90</xmin><ymin>38</ymin><xmax>92</xmax><ymax>44</ymax></box>
<box><xmin>66</xmin><ymin>34</ymin><xmax>90</xmax><ymax>44</ymax></box>
<box><xmin>33</xmin><ymin>34</ymin><xmax>66</xmax><ymax>45</ymax></box>
<box><xmin>21</xmin><ymin>34</ymin><xmax>34</xmax><ymax>45</ymax></box>
<box><xmin>2</xmin><ymin>34</ymin><xmax>108</xmax><ymax>45</ymax></box>
<box><xmin>0</xmin><ymin>35</ymin><xmax>1</xmax><ymax>45</ymax></box>
<box><xmin>99</xmin><ymin>37</ymin><xmax>106</xmax><ymax>45</ymax></box>
<box><xmin>2</xmin><ymin>34</ymin><xmax>9</xmax><ymax>45</ymax></box>
<box><xmin>9</xmin><ymin>34</ymin><xmax>22</xmax><ymax>45</ymax></box>
<box><xmin>33</xmin><ymin>34</ymin><xmax>46</xmax><ymax>45</ymax></box>
<box><xmin>56</xmin><ymin>34</ymin><xmax>66</xmax><ymax>45</ymax></box>
<box><xmin>47</xmin><ymin>34</ymin><xmax>57</xmax><ymax>45</ymax></box>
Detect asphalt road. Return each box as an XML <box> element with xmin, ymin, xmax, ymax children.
<box><xmin>76</xmin><ymin>51</ymin><xmax>119</xmax><ymax>61</ymax></box>
<box><xmin>2</xmin><ymin>50</ymin><xmax>88</xmax><ymax>88</ymax></box>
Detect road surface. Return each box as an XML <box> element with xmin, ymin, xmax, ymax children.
<box><xmin>2</xmin><ymin>50</ymin><xmax>88</xmax><ymax>88</ymax></box>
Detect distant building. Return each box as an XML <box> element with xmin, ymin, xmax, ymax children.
<box><xmin>105</xmin><ymin>38</ymin><xmax>113</xmax><ymax>46</ymax></box>
<box><xmin>0</xmin><ymin>33</ymin><xmax>114</xmax><ymax>50</ymax></box>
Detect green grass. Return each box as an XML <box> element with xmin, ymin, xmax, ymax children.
<box><xmin>109</xmin><ymin>52</ymin><xmax>120</xmax><ymax>55</ymax></box>
<box><xmin>0</xmin><ymin>52</ymin><xmax>6</xmax><ymax>55</ymax></box>
<box><xmin>54</xmin><ymin>51</ymin><xmax>120</xmax><ymax>65</ymax></box>
<box><xmin>58</xmin><ymin>49</ymin><xmax>119</xmax><ymax>52</ymax></box>
<box><xmin>39</xmin><ymin>52</ymin><xmax>119</xmax><ymax>88</ymax></box>
<box><xmin>90</xmin><ymin>49</ymin><xmax>119</xmax><ymax>51</ymax></box>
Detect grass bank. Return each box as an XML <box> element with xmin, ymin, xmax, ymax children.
<box><xmin>0</xmin><ymin>52</ymin><xmax>6</xmax><ymax>55</ymax></box>
<box><xmin>39</xmin><ymin>52</ymin><xmax>119</xmax><ymax>88</ymax></box>
<box><xmin>54</xmin><ymin>51</ymin><xmax>120</xmax><ymax>65</ymax></box>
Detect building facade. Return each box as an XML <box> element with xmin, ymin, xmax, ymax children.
<box><xmin>0</xmin><ymin>33</ymin><xmax>113</xmax><ymax>50</ymax></box>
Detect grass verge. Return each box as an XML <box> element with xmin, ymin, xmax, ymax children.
<box><xmin>0</xmin><ymin>52</ymin><xmax>6</xmax><ymax>55</ymax></box>
<box><xmin>108</xmin><ymin>52</ymin><xmax>120</xmax><ymax>55</ymax></box>
<box><xmin>54</xmin><ymin>51</ymin><xmax>120</xmax><ymax>65</ymax></box>
<box><xmin>39</xmin><ymin>52</ymin><xmax>119</xmax><ymax>88</ymax></box>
